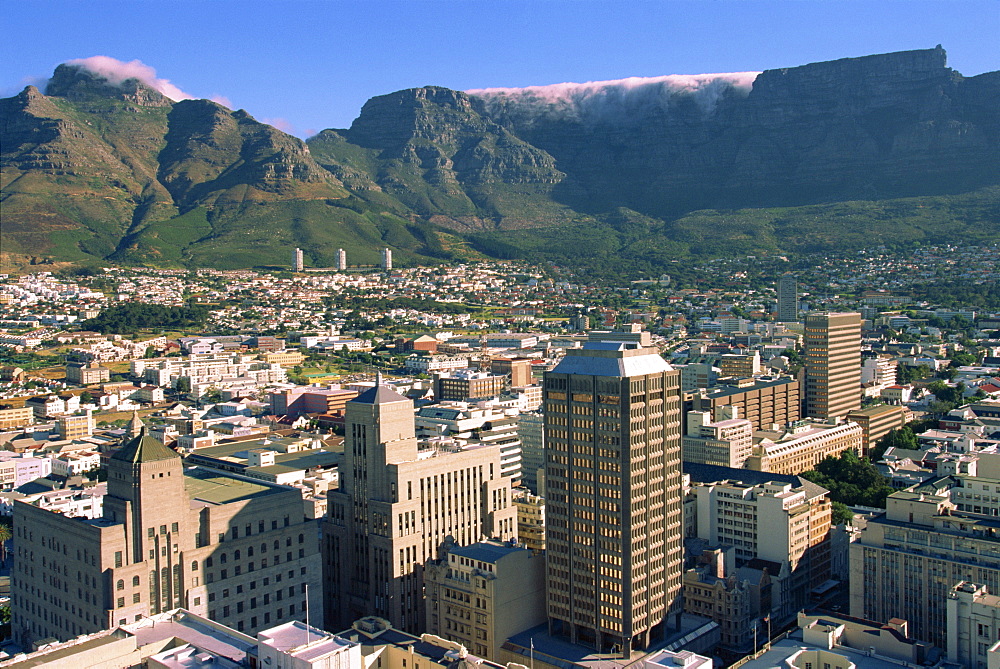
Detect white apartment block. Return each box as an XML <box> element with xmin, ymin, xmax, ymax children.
<box><xmin>51</xmin><ymin>450</ymin><xmax>102</xmax><ymax>476</ymax></box>
<box><xmin>948</xmin><ymin>582</ymin><xmax>1000</xmax><ymax>669</ymax></box>
<box><xmin>683</xmin><ymin>406</ymin><xmax>753</xmax><ymax>468</ymax></box>
<box><xmin>131</xmin><ymin>354</ymin><xmax>286</xmax><ymax>390</ymax></box>
<box><xmin>404</xmin><ymin>355</ymin><xmax>470</xmax><ymax>373</ymax></box>
<box><xmin>0</xmin><ymin>453</ymin><xmax>53</xmax><ymax>489</ymax></box>
<box><xmin>416</xmin><ymin>401</ymin><xmax>522</xmax><ymax>486</ymax></box>
<box><xmin>694</xmin><ymin>480</ymin><xmax>831</xmax><ymax>567</ymax></box>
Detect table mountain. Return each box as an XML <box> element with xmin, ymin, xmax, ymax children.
<box><xmin>2</xmin><ymin>47</ymin><xmax>998</xmax><ymax>272</ymax></box>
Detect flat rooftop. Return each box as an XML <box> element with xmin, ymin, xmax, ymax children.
<box><xmin>183</xmin><ymin>467</ymin><xmax>286</xmax><ymax>505</ymax></box>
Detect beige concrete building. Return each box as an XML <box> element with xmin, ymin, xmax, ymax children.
<box><xmin>804</xmin><ymin>312</ymin><xmax>861</xmax><ymax>420</ymax></box>
<box><xmin>261</xmin><ymin>350</ymin><xmax>307</xmax><ymax>367</ymax></box>
<box><xmin>513</xmin><ymin>490</ymin><xmax>545</xmax><ymax>551</ymax></box>
<box><xmin>57</xmin><ymin>410</ymin><xmax>95</xmax><ymax>440</ymax></box>
<box><xmin>66</xmin><ymin>360</ymin><xmax>111</xmax><ymax>385</ymax></box>
<box><xmin>845</xmin><ymin>404</ymin><xmax>908</xmax><ymax>456</ymax></box>
<box><xmin>434</xmin><ymin>370</ymin><xmax>505</xmax><ymax>402</ymax></box>
<box><xmin>424</xmin><ymin>539</ymin><xmax>546</xmax><ymax>660</ymax></box>
<box><xmin>849</xmin><ymin>476</ymin><xmax>1000</xmax><ymax>649</ymax></box>
<box><xmin>693</xmin><ymin>479</ymin><xmax>831</xmax><ymax>571</ymax></box>
<box><xmin>746</xmin><ymin>419</ymin><xmax>863</xmax><ymax>475</ymax></box>
<box><xmin>543</xmin><ymin>342</ymin><xmax>683</xmax><ymax>651</ymax></box>
<box><xmin>948</xmin><ymin>582</ymin><xmax>1000</xmax><ymax>669</ymax></box>
<box><xmin>322</xmin><ymin>382</ymin><xmax>517</xmax><ymax>633</ymax></box>
<box><xmin>682</xmin><ymin>406</ymin><xmax>753</xmax><ymax>468</ymax></box>
<box><xmin>0</xmin><ymin>406</ymin><xmax>34</xmax><ymax>430</ymax></box>
<box><xmin>10</xmin><ymin>428</ymin><xmax>322</xmax><ymax>649</ymax></box>
<box><xmin>692</xmin><ymin>376</ymin><xmax>800</xmax><ymax>432</ymax></box>
<box><xmin>719</xmin><ymin>352</ymin><xmax>761</xmax><ymax>379</ymax></box>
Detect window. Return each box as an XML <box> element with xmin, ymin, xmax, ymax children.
<box><xmin>116</xmin><ymin>580</ymin><xmax>124</xmax><ymax>591</ymax></box>
<box><xmin>114</xmin><ymin>551</ymin><xmax>122</xmax><ymax>568</ymax></box>
<box><xmin>117</xmin><ymin>597</ymin><xmax>124</xmax><ymax>608</ymax></box>
<box><xmin>132</xmin><ymin>576</ymin><xmax>140</xmax><ymax>587</ymax></box>
<box><xmin>133</xmin><ymin>593</ymin><xmax>140</xmax><ymax>604</ymax></box>
<box><xmin>193</xmin><ymin>596</ymin><xmax>201</xmax><ymax>606</ymax></box>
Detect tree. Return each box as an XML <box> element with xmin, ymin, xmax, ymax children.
<box><xmin>0</xmin><ymin>522</ymin><xmax>10</xmax><ymax>564</ymax></box>
<box><xmin>801</xmin><ymin>449</ymin><xmax>894</xmax><ymax>508</ymax></box>
<box><xmin>80</xmin><ymin>390</ymin><xmax>94</xmax><ymax>404</ymax></box>
<box><xmin>869</xmin><ymin>426</ymin><xmax>918</xmax><ymax>462</ymax></box>
<box><xmin>831</xmin><ymin>501</ymin><xmax>854</xmax><ymax>526</ymax></box>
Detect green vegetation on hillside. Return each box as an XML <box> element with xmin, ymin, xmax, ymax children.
<box><xmin>82</xmin><ymin>304</ymin><xmax>209</xmax><ymax>334</ymax></box>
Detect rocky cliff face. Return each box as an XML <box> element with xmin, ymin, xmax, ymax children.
<box><xmin>468</xmin><ymin>46</ymin><xmax>1000</xmax><ymax>215</ymax></box>
<box><xmin>308</xmin><ymin>86</ymin><xmax>567</xmax><ymax>225</ymax></box>
<box><xmin>1</xmin><ymin>48</ymin><xmax>998</xmax><ymax>270</ymax></box>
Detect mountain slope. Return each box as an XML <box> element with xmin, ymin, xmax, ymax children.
<box><xmin>1</xmin><ymin>47</ymin><xmax>998</xmax><ymax>273</ymax></box>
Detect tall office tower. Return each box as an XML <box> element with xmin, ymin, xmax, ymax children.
<box><xmin>292</xmin><ymin>247</ymin><xmax>304</xmax><ymax>272</ymax></box>
<box><xmin>804</xmin><ymin>311</ymin><xmax>862</xmax><ymax>420</ymax></box>
<box><xmin>11</xmin><ymin>428</ymin><xmax>322</xmax><ymax>648</ymax></box>
<box><xmin>777</xmin><ymin>274</ymin><xmax>798</xmax><ymax>322</ymax></box>
<box><xmin>323</xmin><ymin>380</ymin><xmax>517</xmax><ymax>633</ymax></box>
<box><xmin>336</xmin><ymin>248</ymin><xmax>347</xmax><ymax>271</ymax></box>
<box><xmin>381</xmin><ymin>247</ymin><xmax>392</xmax><ymax>270</ymax></box>
<box><xmin>543</xmin><ymin>342</ymin><xmax>683</xmax><ymax>652</ymax></box>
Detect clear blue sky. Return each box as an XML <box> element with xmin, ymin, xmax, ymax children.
<box><xmin>2</xmin><ymin>0</ymin><xmax>997</xmax><ymax>137</ymax></box>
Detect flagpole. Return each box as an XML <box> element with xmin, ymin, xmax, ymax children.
<box><xmin>530</xmin><ymin>638</ymin><xmax>534</xmax><ymax>669</ymax></box>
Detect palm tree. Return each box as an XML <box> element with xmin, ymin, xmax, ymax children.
<box><xmin>0</xmin><ymin>523</ymin><xmax>11</xmax><ymax>565</ymax></box>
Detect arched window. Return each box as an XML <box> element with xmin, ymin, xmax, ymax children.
<box><xmin>132</xmin><ymin>576</ymin><xmax>140</xmax><ymax>587</ymax></box>
<box><xmin>261</xmin><ymin>543</ymin><xmax>267</xmax><ymax>553</ymax></box>
<box><xmin>191</xmin><ymin>561</ymin><xmax>199</xmax><ymax>572</ymax></box>
<box><xmin>273</xmin><ymin>540</ymin><xmax>279</xmax><ymax>550</ymax></box>
<box><xmin>234</xmin><ymin>550</ymin><xmax>241</xmax><ymax>560</ymax></box>
<box><xmin>286</xmin><ymin>537</ymin><xmax>292</xmax><ymax>547</ymax></box>
<box><xmin>116</xmin><ymin>579</ymin><xmax>124</xmax><ymax>591</ymax></box>
<box><xmin>220</xmin><ymin>553</ymin><xmax>227</xmax><ymax>564</ymax></box>
<box><xmin>247</xmin><ymin>546</ymin><xmax>254</xmax><ymax>557</ymax></box>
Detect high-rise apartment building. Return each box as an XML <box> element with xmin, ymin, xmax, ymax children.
<box><xmin>293</xmin><ymin>247</ymin><xmax>304</xmax><ymax>272</ymax></box>
<box><xmin>11</xmin><ymin>428</ymin><xmax>322</xmax><ymax>648</ymax></box>
<box><xmin>777</xmin><ymin>274</ymin><xmax>798</xmax><ymax>322</ymax></box>
<box><xmin>804</xmin><ymin>312</ymin><xmax>861</xmax><ymax>420</ymax></box>
<box><xmin>381</xmin><ymin>247</ymin><xmax>392</xmax><ymax>270</ymax></box>
<box><xmin>336</xmin><ymin>248</ymin><xmax>347</xmax><ymax>271</ymax></box>
<box><xmin>322</xmin><ymin>381</ymin><xmax>517</xmax><ymax>633</ymax></box>
<box><xmin>543</xmin><ymin>342</ymin><xmax>682</xmax><ymax>652</ymax></box>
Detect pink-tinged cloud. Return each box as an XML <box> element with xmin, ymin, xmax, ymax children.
<box><xmin>65</xmin><ymin>56</ymin><xmax>194</xmax><ymax>101</ymax></box>
<box><xmin>210</xmin><ymin>95</ymin><xmax>233</xmax><ymax>108</ymax></box>
<box><xmin>468</xmin><ymin>72</ymin><xmax>761</xmax><ymax>122</ymax></box>
<box><xmin>263</xmin><ymin>117</ymin><xmax>295</xmax><ymax>134</ymax></box>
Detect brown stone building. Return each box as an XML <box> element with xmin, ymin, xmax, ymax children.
<box><xmin>11</xmin><ymin>427</ymin><xmax>322</xmax><ymax>648</ymax></box>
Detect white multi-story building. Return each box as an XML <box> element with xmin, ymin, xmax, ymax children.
<box><xmin>682</xmin><ymin>405</ymin><xmax>753</xmax><ymax>468</ymax></box>
<box><xmin>404</xmin><ymin>354</ymin><xmax>470</xmax><ymax>373</ymax></box>
<box><xmin>0</xmin><ymin>452</ymin><xmax>53</xmax><ymax>489</ymax></box>
<box><xmin>416</xmin><ymin>401</ymin><xmax>522</xmax><ymax>485</ymax></box>
<box><xmin>747</xmin><ymin>419</ymin><xmax>864</xmax><ymax>475</ymax></box>
<box><xmin>50</xmin><ymin>450</ymin><xmax>102</xmax><ymax>476</ymax></box>
<box><xmin>947</xmin><ymin>582</ymin><xmax>1000</xmax><ymax>668</ymax></box>
<box><xmin>131</xmin><ymin>353</ymin><xmax>286</xmax><ymax>392</ymax></box>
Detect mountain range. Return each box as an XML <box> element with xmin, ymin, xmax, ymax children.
<box><xmin>2</xmin><ymin>46</ymin><xmax>998</xmax><ymax>274</ymax></box>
